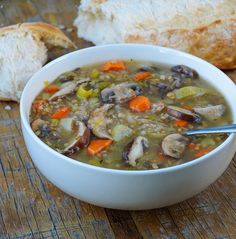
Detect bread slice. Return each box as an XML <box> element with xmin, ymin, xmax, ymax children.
<box><xmin>0</xmin><ymin>22</ymin><xmax>76</xmax><ymax>102</ymax></box>
<box><xmin>74</xmin><ymin>0</ymin><xmax>236</xmax><ymax>69</ymax></box>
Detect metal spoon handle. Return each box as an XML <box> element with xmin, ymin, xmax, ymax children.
<box><xmin>183</xmin><ymin>124</ymin><xmax>236</xmax><ymax>136</ymax></box>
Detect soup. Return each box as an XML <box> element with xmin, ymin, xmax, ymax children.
<box><xmin>30</xmin><ymin>60</ymin><xmax>232</xmax><ymax>170</ymax></box>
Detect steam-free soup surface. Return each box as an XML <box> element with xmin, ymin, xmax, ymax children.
<box><xmin>30</xmin><ymin>60</ymin><xmax>231</xmax><ymax>170</ymax></box>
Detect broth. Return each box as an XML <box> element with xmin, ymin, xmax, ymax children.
<box><xmin>30</xmin><ymin>60</ymin><xmax>232</xmax><ymax>170</ymax></box>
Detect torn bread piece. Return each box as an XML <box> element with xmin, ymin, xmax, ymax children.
<box><xmin>0</xmin><ymin>22</ymin><xmax>76</xmax><ymax>102</ymax></box>
<box><xmin>74</xmin><ymin>0</ymin><xmax>236</xmax><ymax>69</ymax></box>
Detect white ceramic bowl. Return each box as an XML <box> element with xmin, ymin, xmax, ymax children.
<box><xmin>20</xmin><ymin>44</ymin><xmax>236</xmax><ymax>210</ymax></box>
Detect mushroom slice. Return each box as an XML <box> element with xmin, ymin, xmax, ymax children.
<box><xmin>49</xmin><ymin>81</ymin><xmax>77</xmax><ymax>100</ymax></box>
<box><xmin>88</xmin><ymin>104</ymin><xmax>113</xmax><ymax>139</ymax></box>
<box><xmin>31</xmin><ymin>118</ymin><xmax>51</xmax><ymax>137</ymax></box>
<box><xmin>167</xmin><ymin>106</ymin><xmax>201</xmax><ymax>123</ymax></box>
<box><xmin>77</xmin><ymin>78</ymin><xmax>92</xmax><ymax>85</ymax></box>
<box><xmin>171</xmin><ymin>65</ymin><xmax>198</xmax><ymax>79</ymax></box>
<box><xmin>170</xmin><ymin>65</ymin><xmax>198</xmax><ymax>90</ymax></box>
<box><xmin>134</xmin><ymin>66</ymin><xmax>160</xmax><ymax>73</ymax></box>
<box><xmin>49</xmin><ymin>78</ymin><xmax>91</xmax><ymax>101</ymax></box>
<box><xmin>151</xmin><ymin>101</ymin><xmax>165</xmax><ymax>113</ymax></box>
<box><xmin>100</xmin><ymin>88</ymin><xmax>116</xmax><ymax>103</ymax></box>
<box><xmin>123</xmin><ymin>136</ymin><xmax>149</xmax><ymax>167</ymax></box>
<box><xmin>162</xmin><ymin>133</ymin><xmax>189</xmax><ymax>158</ymax></box>
<box><xmin>127</xmin><ymin>83</ymin><xmax>143</xmax><ymax>96</ymax></box>
<box><xmin>193</xmin><ymin>104</ymin><xmax>225</xmax><ymax>121</ymax></box>
<box><xmin>154</xmin><ymin>83</ymin><xmax>171</xmax><ymax>98</ymax></box>
<box><xmin>112</xmin><ymin>85</ymin><xmax>136</xmax><ymax>103</ymax></box>
<box><xmin>60</xmin><ymin>121</ymin><xmax>90</xmax><ymax>155</ymax></box>
<box><xmin>31</xmin><ymin>118</ymin><xmax>47</xmax><ymax>132</ymax></box>
<box><xmin>101</xmin><ymin>83</ymin><xmax>142</xmax><ymax>103</ymax></box>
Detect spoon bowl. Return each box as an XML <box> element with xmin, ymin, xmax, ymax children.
<box><xmin>184</xmin><ymin>124</ymin><xmax>236</xmax><ymax>136</ymax></box>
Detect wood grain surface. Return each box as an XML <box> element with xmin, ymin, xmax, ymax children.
<box><xmin>0</xmin><ymin>1</ymin><xmax>236</xmax><ymax>238</ymax></box>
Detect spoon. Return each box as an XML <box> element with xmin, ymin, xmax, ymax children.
<box><xmin>183</xmin><ymin>124</ymin><xmax>236</xmax><ymax>136</ymax></box>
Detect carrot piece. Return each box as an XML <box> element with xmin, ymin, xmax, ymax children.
<box><xmin>174</xmin><ymin>119</ymin><xmax>189</xmax><ymax>127</ymax></box>
<box><xmin>88</xmin><ymin>139</ymin><xmax>113</xmax><ymax>155</ymax></box>
<box><xmin>52</xmin><ymin>106</ymin><xmax>70</xmax><ymax>119</ymax></box>
<box><xmin>129</xmin><ymin>96</ymin><xmax>151</xmax><ymax>112</ymax></box>
<box><xmin>134</xmin><ymin>71</ymin><xmax>151</xmax><ymax>81</ymax></box>
<box><xmin>157</xmin><ymin>152</ymin><xmax>167</xmax><ymax>161</ymax></box>
<box><xmin>102</xmin><ymin>60</ymin><xmax>126</xmax><ymax>71</ymax></box>
<box><xmin>45</xmin><ymin>85</ymin><xmax>60</xmax><ymax>93</ymax></box>
<box><xmin>32</xmin><ymin>99</ymin><xmax>48</xmax><ymax>114</ymax></box>
<box><xmin>188</xmin><ymin>142</ymin><xmax>196</xmax><ymax>150</ymax></box>
<box><xmin>195</xmin><ymin>148</ymin><xmax>212</xmax><ymax>158</ymax></box>
<box><xmin>183</xmin><ymin>105</ymin><xmax>193</xmax><ymax>111</ymax></box>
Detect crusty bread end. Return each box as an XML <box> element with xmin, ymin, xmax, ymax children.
<box><xmin>0</xmin><ymin>22</ymin><xmax>76</xmax><ymax>102</ymax></box>
<box><xmin>0</xmin><ymin>22</ymin><xmax>76</xmax><ymax>49</ymax></box>
<box><xmin>74</xmin><ymin>0</ymin><xmax>236</xmax><ymax>69</ymax></box>
<box><xmin>124</xmin><ymin>18</ymin><xmax>236</xmax><ymax>70</ymax></box>
<box><xmin>0</xmin><ymin>97</ymin><xmax>15</xmax><ymax>102</ymax></box>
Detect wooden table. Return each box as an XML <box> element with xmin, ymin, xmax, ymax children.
<box><xmin>1</xmin><ymin>1</ymin><xmax>236</xmax><ymax>238</ymax></box>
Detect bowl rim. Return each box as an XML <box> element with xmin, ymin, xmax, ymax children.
<box><xmin>20</xmin><ymin>43</ymin><xmax>236</xmax><ymax>175</ymax></box>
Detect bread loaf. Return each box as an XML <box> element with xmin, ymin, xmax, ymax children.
<box><xmin>0</xmin><ymin>22</ymin><xmax>75</xmax><ymax>102</ymax></box>
<box><xmin>74</xmin><ymin>0</ymin><xmax>236</xmax><ymax>69</ymax></box>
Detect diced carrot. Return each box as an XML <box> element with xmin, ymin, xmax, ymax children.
<box><xmin>52</xmin><ymin>107</ymin><xmax>70</xmax><ymax>119</ymax></box>
<box><xmin>188</xmin><ymin>142</ymin><xmax>196</xmax><ymax>150</ymax></box>
<box><xmin>102</xmin><ymin>60</ymin><xmax>126</xmax><ymax>71</ymax></box>
<box><xmin>183</xmin><ymin>105</ymin><xmax>193</xmax><ymax>111</ymax></box>
<box><xmin>32</xmin><ymin>99</ymin><xmax>48</xmax><ymax>114</ymax></box>
<box><xmin>134</xmin><ymin>71</ymin><xmax>151</xmax><ymax>81</ymax></box>
<box><xmin>174</xmin><ymin>119</ymin><xmax>189</xmax><ymax>127</ymax></box>
<box><xmin>194</xmin><ymin>148</ymin><xmax>212</xmax><ymax>158</ymax></box>
<box><xmin>88</xmin><ymin>139</ymin><xmax>113</xmax><ymax>155</ymax></box>
<box><xmin>157</xmin><ymin>152</ymin><xmax>167</xmax><ymax>161</ymax></box>
<box><xmin>45</xmin><ymin>85</ymin><xmax>60</xmax><ymax>93</ymax></box>
<box><xmin>129</xmin><ymin>96</ymin><xmax>151</xmax><ymax>112</ymax></box>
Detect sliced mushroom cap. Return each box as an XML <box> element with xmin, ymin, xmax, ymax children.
<box><xmin>134</xmin><ymin>66</ymin><xmax>160</xmax><ymax>73</ymax></box>
<box><xmin>151</xmin><ymin>101</ymin><xmax>165</xmax><ymax>113</ymax></box>
<box><xmin>193</xmin><ymin>104</ymin><xmax>225</xmax><ymax>121</ymax></box>
<box><xmin>154</xmin><ymin>83</ymin><xmax>172</xmax><ymax>98</ymax></box>
<box><xmin>58</xmin><ymin>71</ymin><xmax>78</xmax><ymax>83</ymax></box>
<box><xmin>88</xmin><ymin>104</ymin><xmax>113</xmax><ymax>139</ymax></box>
<box><xmin>49</xmin><ymin>78</ymin><xmax>91</xmax><ymax>101</ymax></box>
<box><xmin>60</xmin><ymin>121</ymin><xmax>90</xmax><ymax>155</ymax></box>
<box><xmin>171</xmin><ymin>65</ymin><xmax>198</xmax><ymax>79</ymax></box>
<box><xmin>127</xmin><ymin>83</ymin><xmax>143</xmax><ymax>95</ymax></box>
<box><xmin>49</xmin><ymin>81</ymin><xmax>77</xmax><ymax>101</ymax></box>
<box><xmin>100</xmin><ymin>88</ymin><xmax>116</xmax><ymax>103</ymax></box>
<box><xmin>31</xmin><ymin>118</ymin><xmax>47</xmax><ymax>132</ymax></box>
<box><xmin>31</xmin><ymin>118</ymin><xmax>51</xmax><ymax>137</ymax></box>
<box><xmin>123</xmin><ymin>136</ymin><xmax>149</xmax><ymax>167</ymax></box>
<box><xmin>170</xmin><ymin>65</ymin><xmax>198</xmax><ymax>90</ymax></box>
<box><xmin>162</xmin><ymin>133</ymin><xmax>189</xmax><ymax>158</ymax></box>
<box><xmin>101</xmin><ymin>83</ymin><xmax>142</xmax><ymax>103</ymax></box>
<box><xmin>167</xmin><ymin>106</ymin><xmax>201</xmax><ymax>123</ymax></box>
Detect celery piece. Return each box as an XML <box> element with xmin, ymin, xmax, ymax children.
<box><xmin>174</xmin><ymin>86</ymin><xmax>208</xmax><ymax>99</ymax></box>
<box><xmin>200</xmin><ymin>138</ymin><xmax>216</xmax><ymax>147</ymax></box>
<box><xmin>76</xmin><ymin>83</ymin><xmax>93</xmax><ymax>99</ymax></box>
<box><xmin>98</xmin><ymin>81</ymin><xmax>109</xmax><ymax>90</ymax></box>
<box><xmin>111</xmin><ymin>124</ymin><xmax>133</xmax><ymax>142</ymax></box>
<box><xmin>90</xmin><ymin>69</ymin><xmax>100</xmax><ymax>79</ymax></box>
<box><xmin>89</xmin><ymin>159</ymin><xmax>101</xmax><ymax>167</ymax></box>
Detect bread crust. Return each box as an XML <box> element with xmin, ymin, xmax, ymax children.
<box><xmin>75</xmin><ymin>0</ymin><xmax>236</xmax><ymax>69</ymax></box>
<box><xmin>0</xmin><ymin>22</ymin><xmax>76</xmax><ymax>49</ymax></box>
<box><xmin>0</xmin><ymin>22</ymin><xmax>76</xmax><ymax>102</ymax></box>
<box><xmin>0</xmin><ymin>97</ymin><xmax>15</xmax><ymax>101</ymax></box>
<box><xmin>124</xmin><ymin>18</ymin><xmax>236</xmax><ymax>70</ymax></box>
